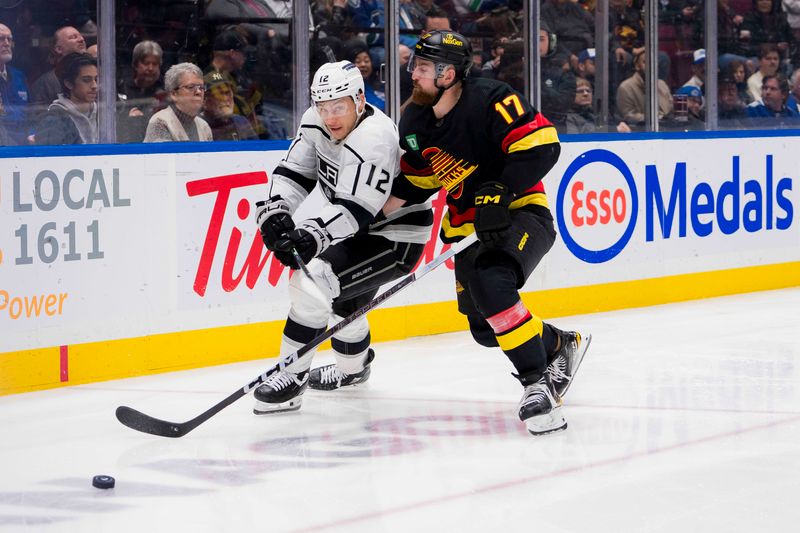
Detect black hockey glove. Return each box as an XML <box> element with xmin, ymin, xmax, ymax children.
<box><xmin>474</xmin><ymin>182</ymin><xmax>514</xmax><ymax>248</ymax></box>
<box><xmin>255</xmin><ymin>200</ymin><xmax>295</xmax><ymax>251</ymax></box>
<box><xmin>273</xmin><ymin>228</ymin><xmax>319</xmax><ymax>269</ymax></box>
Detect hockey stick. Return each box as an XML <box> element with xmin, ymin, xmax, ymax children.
<box><xmin>116</xmin><ymin>233</ymin><xmax>478</xmax><ymax>438</ymax></box>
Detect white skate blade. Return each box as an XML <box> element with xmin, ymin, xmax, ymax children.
<box><xmin>253</xmin><ymin>396</ymin><xmax>303</xmax><ymax>415</ymax></box>
<box><xmin>525</xmin><ymin>406</ymin><xmax>567</xmax><ymax>436</ymax></box>
<box><xmin>561</xmin><ymin>332</ymin><xmax>593</xmax><ymax>397</ymax></box>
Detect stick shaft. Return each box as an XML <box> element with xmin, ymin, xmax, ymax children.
<box><xmin>116</xmin><ymin>234</ymin><xmax>478</xmax><ymax>437</ymax></box>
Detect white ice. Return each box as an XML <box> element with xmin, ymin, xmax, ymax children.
<box><xmin>1</xmin><ymin>288</ymin><xmax>799</xmax><ymax>532</ymax></box>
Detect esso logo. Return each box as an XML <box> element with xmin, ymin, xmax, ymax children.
<box><xmin>556</xmin><ymin>149</ymin><xmax>639</xmax><ymax>263</ymax></box>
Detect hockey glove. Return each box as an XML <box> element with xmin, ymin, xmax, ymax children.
<box><xmin>273</xmin><ymin>228</ymin><xmax>319</xmax><ymax>269</ymax></box>
<box><xmin>255</xmin><ymin>200</ymin><xmax>295</xmax><ymax>251</ymax></box>
<box><xmin>474</xmin><ymin>182</ymin><xmax>514</xmax><ymax>247</ymax></box>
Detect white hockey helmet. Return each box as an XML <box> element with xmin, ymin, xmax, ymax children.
<box><xmin>310</xmin><ymin>60</ymin><xmax>365</xmax><ymax>108</ymax></box>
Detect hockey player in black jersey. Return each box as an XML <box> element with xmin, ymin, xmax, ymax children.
<box><xmin>386</xmin><ymin>31</ymin><xmax>592</xmax><ymax>435</ymax></box>
<box><xmin>252</xmin><ymin>61</ymin><xmax>433</xmax><ymax>414</ymax></box>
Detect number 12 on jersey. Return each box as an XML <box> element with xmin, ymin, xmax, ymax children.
<box><xmin>494</xmin><ymin>94</ymin><xmax>524</xmax><ymax>124</ymax></box>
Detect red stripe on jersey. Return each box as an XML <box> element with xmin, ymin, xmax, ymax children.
<box><xmin>486</xmin><ymin>301</ymin><xmax>532</xmax><ymax>334</ymax></box>
<box><xmin>401</xmin><ymin>157</ymin><xmax>434</xmax><ymax>175</ymax></box>
<box><xmin>448</xmin><ymin>206</ymin><xmax>475</xmax><ymax>226</ymax></box>
<box><xmin>500</xmin><ymin>113</ymin><xmax>554</xmax><ymax>154</ymax></box>
<box><xmin>520</xmin><ymin>181</ymin><xmax>546</xmax><ymax>195</ymax></box>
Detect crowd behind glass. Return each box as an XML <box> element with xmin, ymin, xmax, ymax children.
<box><xmin>1</xmin><ymin>0</ymin><xmax>799</xmax><ymax>146</ymax></box>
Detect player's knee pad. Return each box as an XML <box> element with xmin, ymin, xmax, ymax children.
<box><xmin>287</xmin><ymin>258</ymin><xmax>341</xmax><ymax>328</ymax></box>
<box><xmin>468</xmin><ymin>259</ymin><xmax>520</xmax><ymax>317</ymax></box>
<box><xmin>468</xmin><ymin>314</ymin><xmax>499</xmax><ymax>348</ymax></box>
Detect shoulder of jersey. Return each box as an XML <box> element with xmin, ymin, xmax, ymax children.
<box><xmin>351</xmin><ymin>105</ymin><xmax>399</xmax><ymax>144</ymax></box>
<box><xmin>299</xmin><ymin>106</ymin><xmax>324</xmax><ymax>128</ymax></box>
<box><xmin>467</xmin><ymin>76</ymin><xmax>514</xmax><ymax>101</ymax></box>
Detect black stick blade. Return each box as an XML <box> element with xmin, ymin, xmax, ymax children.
<box><xmin>115</xmin><ymin>406</ymin><xmax>187</xmax><ymax>438</ymax></box>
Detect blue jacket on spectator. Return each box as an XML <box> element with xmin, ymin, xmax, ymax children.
<box><xmin>746</xmin><ymin>101</ymin><xmax>800</xmax><ymax>118</ymax></box>
<box><xmin>363</xmin><ymin>82</ymin><xmax>385</xmax><ymax>112</ymax></box>
<box><xmin>0</xmin><ymin>65</ymin><xmax>30</xmax><ymax>145</ymax></box>
<box><xmin>346</xmin><ymin>0</ymin><xmax>422</xmax><ymax>49</ymax></box>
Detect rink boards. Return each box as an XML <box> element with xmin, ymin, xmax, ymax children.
<box><xmin>2</xmin><ymin>131</ymin><xmax>799</xmax><ymax>395</ymax></box>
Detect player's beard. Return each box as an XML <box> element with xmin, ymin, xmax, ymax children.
<box><xmin>411</xmin><ymin>83</ymin><xmax>438</xmax><ymax>106</ymax></box>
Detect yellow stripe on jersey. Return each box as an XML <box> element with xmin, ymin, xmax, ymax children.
<box><xmin>404</xmin><ymin>173</ymin><xmax>441</xmax><ymax>190</ymax></box>
<box><xmin>507</xmin><ymin>126</ymin><xmax>559</xmax><ymax>154</ymax></box>
<box><xmin>496</xmin><ymin>315</ymin><xmax>544</xmax><ymax>351</ymax></box>
<box><xmin>510</xmin><ymin>192</ymin><xmax>549</xmax><ymax>210</ymax></box>
<box><xmin>441</xmin><ymin>211</ymin><xmax>475</xmax><ymax>239</ymax></box>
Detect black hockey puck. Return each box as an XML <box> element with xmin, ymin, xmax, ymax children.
<box><xmin>92</xmin><ymin>475</ymin><xmax>115</xmax><ymax>489</ymax></box>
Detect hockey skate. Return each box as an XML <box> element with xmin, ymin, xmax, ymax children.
<box><xmin>253</xmin><ymin>370</ymin><xmax>309</xmax><ymax>414</ymax></box>
<box><xmin>547</xmin><ymin>331</ymin><xmax>592</xmax><ymax>398</ymax></box>
<box><xmin>309</xmin><ymin>349</ymin><xmax>375</xmax><ymax>391</ymax></box>
<box><xmin>518</xmin><ymin>375</ymin><xmax>567</xmax><ymax>436</ymax></box>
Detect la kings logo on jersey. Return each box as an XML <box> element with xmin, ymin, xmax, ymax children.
<box><xmin>317</xmin><ymin>154</ymin><xmax>339</xmax><ymax>188</ymax></box>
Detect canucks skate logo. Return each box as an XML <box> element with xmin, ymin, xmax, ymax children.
<box><xmin>421</xmin><ymin>146</ymin><xmax>477</xmax><ymax>199</ymax></box>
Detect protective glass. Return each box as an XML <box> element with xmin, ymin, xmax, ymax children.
<box><xmin>315</xmin><ymin>99</ymin><xmax>352</xmax><ymax>119</ymax></box>
<box><xmin>406</xmin><ymin>55</ymin><xmax>449</xmax><ymax>79</ymax></box>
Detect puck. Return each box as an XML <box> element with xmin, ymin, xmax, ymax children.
<box><xmin>92</xmin><ymin>475</ymin><xmax>115</xmax><ymax>489</ymax></box>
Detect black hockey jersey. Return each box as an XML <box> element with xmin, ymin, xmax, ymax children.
<box><xmin>395</xmin><ymin>77</ymin><xmax>561</xmax><ymax>242</ymax></box>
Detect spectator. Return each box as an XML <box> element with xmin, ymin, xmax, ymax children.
<box><xmin>785</xmin><ymin>0</ymin><xmax>800</xmax><ymax>42</ymax></box>
<box><xmin>30</xmin><ymin>26</ymin><xmax>86</xmax><ymax>119</ymax></box>
<box><xmin>726</xmin><ymin>58</ymin><xmax>754</xmax><ymax>104</ymax></box>
<box><xmin>539</xmin><ymin>24</ymin><xmax>577</xmax><ymax>131</ymax></box>
<box><xmin>675</xmin><ymin>84</ymin><xmax>705</xmax><ymax>125</ymax></box>
<box><xmin>616</xmin><ymin>49</ymin><xmax>674</xmax><ymax>125</ymax></box>
<box><xmin>342</xmin><ymin>37</ymin><xmax>384</xmax><ymax>112</ymax></box>
<box><xmin>207</xmin><ymin>30</ymin><xmax>264</xmax><ymax>138</ymax></box>
<box><xmin>144</xmin><ymin>63</ymin><xmax>212</xmax><ymax>142</ymax></box>
<box><xmin>399</xmin><ymin>0</ymin><xmax>428</xmax><ymax>46</ymax></box>
<box><xmin>35</xmin><ymin>53</ymin><xmax>97</xmax><ymax>145</ymax></box>
<box><xmin>718</xmin><ymin>72</ymin><xmax>749</xmax><ymax>127</ymax></box>
<box><xmin>541</xmin><ymin>0</ymin><xmax>595</xmax><ymax>60</ymax></box>
<box><xmin>668</xmin><ymin>0</ymin><xmax>704</xmax><ymax>52</ymax></box>
<box><xmin>566</xmin><ymin>77</ymin><xmax>632</xmax><ymax>133</ymax></box>
<box><xmin>86</xmin><ymin>44</ymin><xmax>97</xmax><ymax>58</ymax></box>
<box><xmin>495</xmin><ymin>38</ymin><xmax>525</xmax><ymax>91</ymax></box>
<box><xmin>399</xmin><ymin>43</ymin><xmax>414</xmax><ymax>102</ymax></box>
<box><xmin>117</xmin><ymin>40</ymin><xmax>165</xmax><ymax>143</ymax></box>
<box><xmin>481</xmin><ymin>38</ymin><xmax>509</xmax><ymax>79</ymax></box>
<box><xmin>788</xmin><ymin>67</ymin><xmax>800</xmax><ymax>111</ymax></box>
<box><xmin>747</xmin><ymin>43</ymin><xmax>781</xmax><ymax>102</ymax></box>
<box><xmin>746</xmin><ymin>73</ymin><xmax>800</xmax><ymax>125</ymax></box>
<box><xmin>610</xmin><ymin>0</ymin><xmax>645</xmax><ymax>69</ymax></box>
<box><xmin>741</xmin><ymin>0</ymin><xmax>793</xmax><ymax>59</ymax></box>
<box><xmin>344</xmin><ymin>0</ymin><xmax>387</xmax><ymax>63</ymax></box>
<box><xmin>313</xmin><ymin>0</ymin><xmax>352</xmax><ymax>41</ymax></box>
<box><xmin>718</xmin><ymin>0</ymin><xmax>749</xmax><ymax>69</ymax></box>
<box><xmin>576</xmin><ymin>48</ymin><xmax>596</xmax><ymax>84</ymax></box>
<box><xmin>682</xmin><ymin>48</ymin><xmax>706</xmax><ymax>91</ymax></box>
<box><xmin>424</xmin><ymin>7</ymin><xmax>453</xmax><ymax>32</ymax></box>
<box><xmin>0</xmin><ymin>23</ymin><xmax>31</xmax><ymax>145</ymax></box>
<box><xmin>202</xmin><ymin>71</ymin><xmax>258</xmax><ymax>141</ymax></box>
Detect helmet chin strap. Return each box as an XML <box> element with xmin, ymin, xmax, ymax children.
<box><xmin>431</xmin><ymin>76</ymin><xmax>460</xmax><ymax>106</ymax></box>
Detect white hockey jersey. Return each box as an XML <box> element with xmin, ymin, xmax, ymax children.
<box><xmin>265</xmin><ymin>104</ymin><xmax>431</xmax><ymax>250</ymax></box>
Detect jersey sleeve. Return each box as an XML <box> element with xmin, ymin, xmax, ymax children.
<box><xmin>393</xmin><ymin>121</ymin><xmax>443</xmax><ymax>204</ymax></box>
<box><xmin>485</xmin><ymin>84</ymin><xmax>561</xmax><ymax>194</ymax></box>
<box><xmin>296</xmin><ymin>116</ymin><xmax>399</xmax><ymax>253</ymax></box>
<box><xmin>266</xmin><ymin>109</ymin><xmax>320</xmax><ymax>214</ymax></box>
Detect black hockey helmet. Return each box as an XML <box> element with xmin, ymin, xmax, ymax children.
<box><xmin>413</xmin><ymin>30</ymin><xmax>473</xmax><ymax>80</ymax></box>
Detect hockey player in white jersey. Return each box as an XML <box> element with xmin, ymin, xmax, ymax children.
<box><xmin>253</xmin><ymin>61</ymin><xmax>433</xmax><ymax>414</ymax></box>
